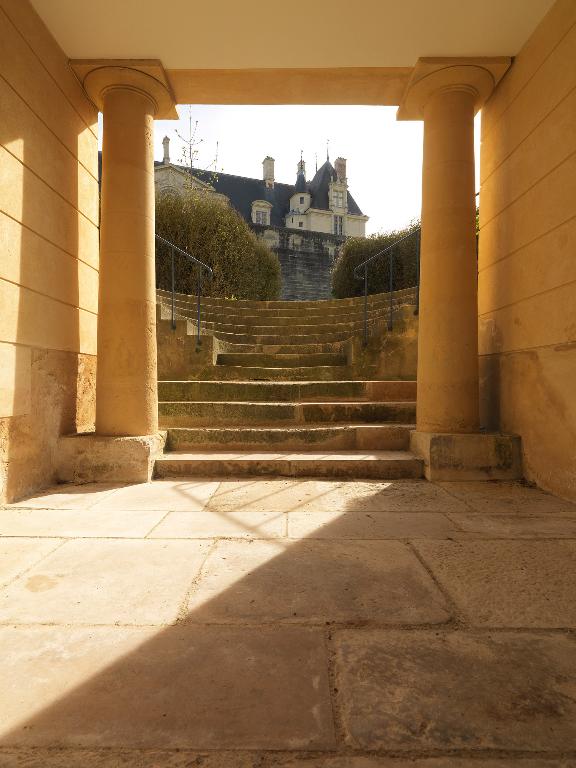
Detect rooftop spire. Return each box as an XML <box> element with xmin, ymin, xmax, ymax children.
<box><xmin>295</xmin><ymin>152</ymin><xmax>307</xmax><ymax>192</ymax></box>
<box><xmin>326</xmin><ymin>139</ymin><xmax>330</xmax><ymax>162</ymax></box>
<box><xmin>297</xmin><ymin>152</ymin><xmax>306</xmax><ymax>176</ymax></box>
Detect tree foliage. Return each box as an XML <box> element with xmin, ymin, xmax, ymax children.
<box><xmin>155</xmin><ymin>189</ymin><xmax>281</xmax><ymax>300</ymax></box>
<box><xmin>331</xmin><ymin>221</ymin><xmax>420</xmax><ymax>299</ymax></box>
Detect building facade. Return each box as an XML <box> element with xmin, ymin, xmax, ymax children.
<box><xmin>154</xmin><ymin>140</ymin><xmax>368</xmax><ymax>300</ymax></box>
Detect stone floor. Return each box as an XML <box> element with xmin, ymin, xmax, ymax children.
<box><xmin>1</xmin><ymin>478</ymin><xmax>576</xmax><ymax>767</ymax></box>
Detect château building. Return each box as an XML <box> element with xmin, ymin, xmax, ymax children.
<box><xmin>154</xmin><ymin>138</ymin><xmax>368</xmax><ymax>300</ymax></box>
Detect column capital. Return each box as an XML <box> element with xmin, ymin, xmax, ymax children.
<box><xmin>397</xmin><ymin>57</ymin><xmax>510</xmax><ymax>121</ymax></box>
<box><xmin>71</xmin><ymin>59</ymin><xmax>178</xmax><ymax>119</ymax></box>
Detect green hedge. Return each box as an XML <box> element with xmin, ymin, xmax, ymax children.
<box><xmin>332</xmin><ymin>222</ymin><xmax>420</xmax><ymax>299</ymax></box>
<box><xmin>155</xmin><ymin>190</ymin><xmax>281</xmax><ymax>300</ymax></box>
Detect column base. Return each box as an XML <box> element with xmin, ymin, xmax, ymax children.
<box><xmin>410</xmin><ymin>431</ymin><xmax>522</xmax><ymax>481</ymax></box>
<box><xmin>56</xmin><ymin>432</ymin><xmax>167</xmax><ymax>485</ymax></box>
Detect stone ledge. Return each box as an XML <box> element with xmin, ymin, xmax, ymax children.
<box><xmin>410</xmin><ymin>430</ymin><xmax>522</xmax><ymax>481</ymax></box>
<box><xmin>56</xmin><ymin>432</ymin><xmax>167</xmax><ymax>485</ymax></box>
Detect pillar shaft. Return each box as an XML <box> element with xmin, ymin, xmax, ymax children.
<box><xmin>96</xmin><ymin>87</ymin><xmax>158</xmax><ymax>436</ymax></box>
<box><xmin>416</xmin><ymin>86</ymin><xmax>479</xmax><ymax>433</ymax></box>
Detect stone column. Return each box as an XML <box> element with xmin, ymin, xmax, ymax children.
<box><xmin>76</xmin><ymin>64</ymin><xmax>176</xmax><ymax>436</ymax></box>
<box><xmin>398</xmin><ymin>59</ymin><xmax>508</xmax><ymax>434</ymax></box>
<box><xmin>398</xmin><ymin>59</ymin><xmax>523</xmax><ymax>481</ymax></box>
<box><xmin>96</xmin><ymin>86</ymin><xmax>157</xmax><ymax>435</ymax></box>
<box><xmin>417</xmin><ymin>85</ymin><xmax>479</xmax><ymax>432</ymax></box>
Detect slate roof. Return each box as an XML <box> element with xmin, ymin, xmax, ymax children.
<box><xmin>295</xmin><ymin>169</ymin><xmax>307</xmax><ymax>194</ymax></box>
<box><xmin>153</xmin><ymin>159</ymin><xmax>365</xmax><ymax>226</ymax></box>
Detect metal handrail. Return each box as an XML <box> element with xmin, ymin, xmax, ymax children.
<box><xmin>155</xmin><ymin>234</ymin><xmax>213</xmax><ymax>345</ymax></box>
<box><xmin>353</xmin><ymin>226</ymin><xmax>420</xmax><ymax>346</ymax></box>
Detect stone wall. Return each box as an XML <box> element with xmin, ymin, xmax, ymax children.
<box><xmin>345</xmin><ymin>306</ymin><xmax>418</xmax><ymax>381</ymax></box>
<box><xmin>478</xmin><ymin>0</ymin><xmax>576</xmax><ymax>500</ymax></box>
<box><xmin>277</xmin><ymin>251</ymin><xmax>334</xmax><ymax>301</ymax></box>
<box><xmin>257</xmin><ymin>225</ymin><xmax>344</xmax><ymax>300</ymax></box>
<box><xmin>0</xmin><ymin>0</ymin><xmax>99</xmax><ymax>502</ymax></box>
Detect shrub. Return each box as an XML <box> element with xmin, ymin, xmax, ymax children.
<box><xmin>155</xmin><ymin>189</ymin><xmax>281</xmax><ymax>300</ymax></box>
<box><xmin>331</xmin><ymin>221</ymin><xmax>420</xmax><ymax>299</ymax></box>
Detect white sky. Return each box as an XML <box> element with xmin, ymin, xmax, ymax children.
<box><xmin>100</xmin><ymin>105</ymin><xmax>481</xmax><ymax>236</ymax></box>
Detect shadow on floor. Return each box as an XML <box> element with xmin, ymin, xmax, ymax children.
<box><xmin>1</xmin><ymin>478</ymin><xmax>576</xmax><ymax>765</ymax></box>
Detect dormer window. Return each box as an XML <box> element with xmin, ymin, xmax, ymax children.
<box><xmin>332</xmin><ymin>189</ymin><xmax>345</xmax><ymax>208</ymax></box>
<box><xmin>252</xmin><ymin>200</ymin><xmax>272</xmax><ymax>226</ymax></box>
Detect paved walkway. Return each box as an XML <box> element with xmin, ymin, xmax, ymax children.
<box><xmin>1</xmin><ymin>478</ymin><xmax>576</xmax><ymax>767</ymax></box>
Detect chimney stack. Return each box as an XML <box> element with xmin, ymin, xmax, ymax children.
<box><xmin>162</xmin><ymin>136</ymin><xmax>170</xmax><ymax>165</ymax></box>
<box><xmin>335</xmin><ymin>157</ymin><xmax>347</xmax><ymax>183</ymax></box>
<box><xmin>263</xmin><ymin>156</ymin><xmax>275</xmax><ymax>188</ymax></box>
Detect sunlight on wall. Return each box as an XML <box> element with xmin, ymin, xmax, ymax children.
<box><xmin>0</xmin><ymin>136</ymin><xmax>26</xmax><ymax>419</ymax></box>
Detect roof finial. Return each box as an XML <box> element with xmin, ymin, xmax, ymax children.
<box><xmin>326</xmin><ymin>139</ymin><xmax>330</xmax><ymax>162</ymax></box>
<box><xmin>300</xmin><ymin>148</ymin><xmax>303</xmax><ymax>163</ymax></box>
<box><xmin>315</xmin><ymin>153</ymin><xmax>318</xmax><ymax>172</ymax></box>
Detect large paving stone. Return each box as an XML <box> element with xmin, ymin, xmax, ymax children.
<box><xmin>414</xmin><ymin>540</ymin><xmax>576</xmax><ymax>627</ymax></box>
<box><xmin>448</xmin><ymin>511</ymin><xmax>576</xmax><ymax>538</ymax></box>
<box><xmin>188</xmin><ymin>539</ymin><xmax>450</xmax><ymax>624</ymax></box>
<box><xmin>281</xmin><ymin>759</ymin><xmax>575</xmax><ymax>768</ymax></box>
<box><xmin>335</xmin><ymin>629</ymin><xmax>576</xmax><ymax>751</ymax></box>
<box><xmin>288</xmin><ymin>510</ymin><xmax>458</xmax><ymax>540</ymax></box>
<box><xmin>149</xmin><ymin>509</ymin><xmax>286</xmax><ymax>539</ymax></box>
<box><xmin>5</xmin><ymin>483</ymin><xmax>124</xmax><ymax>510</ymax></box>
<box><xmin>0</xmin><ymin>508</ymin><xmax>167</xmax><ymax>538</ymax></box>
<box><xmin>90</xmin><ymin>480</ymin><xmax>220</xmax><ymax>511</ymax></box>
<box><xmin>0</xmin><ymin>539</ymin><xmax>62</xmax><ymax>588</ymax></box>
<box><xmin>0</xmin><ymin>757</ymin><xmax>571</xmax><ymax>768</ymax></box>
<box><xmin>206</xmin><ymin>479</ymin><xmax>467</xmax><ymax>514</ymax></box>
<box><xmin>0</xmin><ymin>539</ymin><xmax>210</xmax><ymax>625</ymax></box>
<box><xmin>0</xmin><ymin>749</ymin><xmax>259</xmax><ymax>767</ymax></box>
<box><xmin>436</xmin><ymin>481</ymin><xmax>576</xmax><ymax>515</ymax></box>
<box><xmin>2</xmin><ymin>755</ymin><xmax>566</xmax><ymax>768</ymax></box>
<box><xmin>0</xmin><ymin>625</ymin><xmax>335</xmax><ymax>750</ymax></box>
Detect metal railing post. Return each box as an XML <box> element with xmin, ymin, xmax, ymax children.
<box><xmin>170</xmin><ymin>246</ymin><xmax>176</xmax><ymax>330</ymax></box>
<box><xmin>388</xmin><ymin>251</ymin><xmax>394</xmax><ymax>332</ymax></box>
<box><xmin>363</xmin><ymin>265</ymin><xmax>368</xmax><ymax>347</ymax></box>
<box><xmin>353</xmin><ymin>226</ymin><xmax>421</xmax><ymax>341</ymax></box>
<box><xmin>196</xmin><ymin>269</ymin><xmax>202</xmax><ymax>346</ymax></box>
<box><xmin>155</xmin><ymin>233</ymin><xmax>212</xmax><ymax>338</ymax></box>
<box><xmin>414</xmin><ymin>228</ymin><xmax>420</xmax><ymax>316</ymax></box>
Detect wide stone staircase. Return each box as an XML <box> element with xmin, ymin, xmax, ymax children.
<box><xmin>154</xmin><ymin>288</ymin><xmax>422</xmax><ymax>479</ymax></box>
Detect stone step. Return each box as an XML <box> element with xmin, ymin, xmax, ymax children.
<box><xmin>154</xmin><ymin>450</ymin><xmax>423</xmax><ymax>479</ymax></box>
<box><xmin>212</xmin><ymin>331</ymin><xmax>355</xmax><ymax>345</ymax></box>
<box><xmin>159</xmin><ymin>287</ymin><xmax>416</xmax><ymax>312</ymax></box>
<box><xmin>171</xmin><ymin>302</ymin><xmax>408</xmax><ymax>324</ymax></box>
<box><xmin>167</xmin><ymin>310</ymin><xmax>398</xmax><ymax>345</ymax></box>
<box><xmin>174</xmin><ymin>312</ymin><xmax>408</xmax><ymax>335</ymax></box>
<box><xmin>204</xmin><ymin>320</ymin><xmax>373</xmax><ymax>336</ymax></box>
<box><xmin>216</xmin><ymin>340</ymin><xmax>346</xmax><ymax>354</ymax></box>
<box><xmin>158</xmin><ymin>400</ymin><xmax>416</xmax><ymax>427</ymax></box>
<box><xmin>216</xmin><ymin>352</ymin><xmax>347</xmax><ymax>368</ymax></box>
<box><xmin>196</xmin><ymin>365</ymin><xmax>352</xmax><ymax>381</ymax></box>
<box><xmin>158</xmin><ymin>380</ymin><xmax>417</xmax><ymax>403</ymax></box>
<box><xmin>166</xmin><ymin>423</ymin><xmax>413</xmax><ymax>451</ymax></box>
